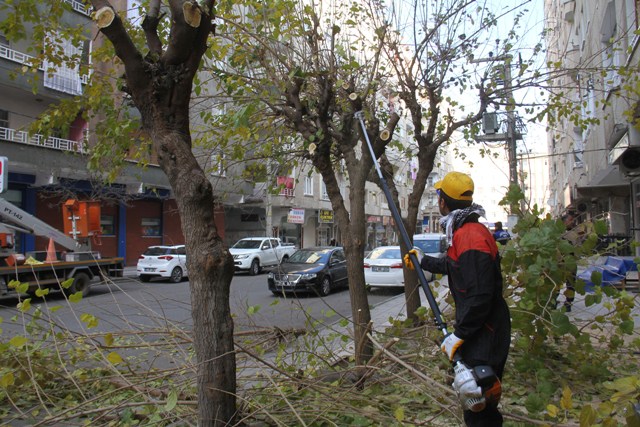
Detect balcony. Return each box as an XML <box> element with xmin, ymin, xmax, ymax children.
<box><xmin>0</xmin><ymin>44</ymin><xmax>90</xmax><ymax>88</ymax></box>
<box><xmin>0</xmin><ymin>126</ymin><xmax>86</xmax><ymax>154</ymax></box>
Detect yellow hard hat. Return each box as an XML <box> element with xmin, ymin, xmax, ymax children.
<box><xmin>434</xmin><ymin>172</ymin><xmax>474</xmax><ymax>201</ymax></box>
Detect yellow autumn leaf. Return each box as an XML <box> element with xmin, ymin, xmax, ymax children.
<box><xmin>560</xmin><ymin>385</ymin><xmax>572</xmax><ymax>410</ymax></box>
<box><xmin>10</xmin><ymin>336</ymin><xmax>28</xmax><ymax>348</ymax></box>
<box><xmin>0</xmin><ymin>372</ymin><xmax>15</xmax><ymax>388</ymax></box>
<box><xmin>547</xmin><ymin>404</ymin><xmax>558</xmax><ymax>418</ymax></box>
<box><xmin>80</xmin><ymin>313</ymin><xmax>98</xmax><ymax>329</ymax></box>
<box><xmin>107</xmin><ymin>351</ymin><xmax>123</xmax><ymax>365</ymax></box>
<box><xmin>105</xmin><ymin>333</ymin><xmax>114</xmax><ymax>346</ymax></box>
<box><xmin>394</xmin><ymin>406</ymin><xmax>405</xmax><ymax>422</ymax></box>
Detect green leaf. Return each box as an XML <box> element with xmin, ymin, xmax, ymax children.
<box><xmin>17</xmin><ymin>299</ymin><xmax>31</xmax><ymax>312</ymax></box>
<box><xmin>164</xmin><ymin>390</ymin><xmax>178</xmax><ymax>411</ymax></box>
<box><xmin>35</xmin><ymin>288</ymin><xmax>50</xmax><ymax>297</ymax></box>
<box><xmin>247</xmin><ymin>305</ymin><xmax>261</xmax><ymax>315</ymax></box>
<box><xmin>68</xmin><ymin>292</ymin><xmax>83</xmax><ymax>303</ymax></box>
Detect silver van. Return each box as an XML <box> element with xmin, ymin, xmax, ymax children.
<box><xmin>412</xmin><ymin>233</ymin><xmax>448</xmax><ymax>258</ymax></box>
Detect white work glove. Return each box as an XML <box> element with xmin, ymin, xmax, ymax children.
<box><xmin>441</xmin><ymin>333</ymin><xmax>464</xmax><ymax>361</ymax></box>
<box><xmin>453</xmin><ymin>362</ymin><xmax>485</xmax><ymax>412</ymax></box>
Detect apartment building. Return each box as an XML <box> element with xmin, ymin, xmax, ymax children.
<box><xmin>545</xmin><ymin>0</ymin><xmax>640</xmax><ymax>248</ymax></box>
<box><xmin>0</xmin><ymin>0</ymin><xmax>189</xmax><ymax>266</ymax></box>
<box><xmin>219</xmin><ymin>113</ymin><xmax>450</xmax><ymax>250</ymax></box>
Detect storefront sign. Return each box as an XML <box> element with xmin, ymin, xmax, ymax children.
<box><xmin>367</xmin><ymin>215</ymin><xmax>382</xmax><ymax>223</ymax></box>
<box><xmin>319</xmin><ymin>209</ymin><xmax>334</xmax><ymax>223</ymax></box>
<box><xmin>287</xmin><ymin>208</ymin><xmax>305</xmax><ymax>224</ymax></box>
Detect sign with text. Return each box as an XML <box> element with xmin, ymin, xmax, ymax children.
<box><xmin>318</xmin><ymin>209</ymin><xmax>333</xmax><ymax>223</ymax></box>
<box><xmin>287</xmin><ymin>208</ymin><xmax>305</xmax><ymax>224</ymax></box>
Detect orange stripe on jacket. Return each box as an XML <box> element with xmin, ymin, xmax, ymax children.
<box><xmin>447</xmin><ymin>222</ymin><xmax>499</xmax><ymax>261</ymax></box>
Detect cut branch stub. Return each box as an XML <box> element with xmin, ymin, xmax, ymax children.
<box><xmin>94</xmin><ymin>6</ymin><xmax>115</xmax><ymax>28</ymax></box>
<box><xmin>183</xmin><ymin>2</ymin><xmax>202</xmax><ymax>28</ymax></box>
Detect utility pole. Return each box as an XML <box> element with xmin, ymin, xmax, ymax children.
<box><xmin>471</xmin><ymin>54</ymin><xmax>520</xmax><ymax>188</ymax></box>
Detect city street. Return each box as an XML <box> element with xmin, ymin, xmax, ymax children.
<box><xmin>0</xmin><ymin>272</ymin><xmax>402</xmax><ymax>338</ymax></box>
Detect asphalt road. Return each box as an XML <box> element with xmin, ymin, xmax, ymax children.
<box><xmin>0</xmin><ymin>271</ymin><xmax>402</xmax><ymax>338</ymax></box>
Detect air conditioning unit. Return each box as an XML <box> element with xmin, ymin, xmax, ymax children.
<box><xmin>619</xmin><ymin>147</ymin><xmax>640</xmax><ymax>177</ymax></box>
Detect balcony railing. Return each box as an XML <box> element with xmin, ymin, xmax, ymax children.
<box><xmin>279</xmin><ymin>188</ymin><xmax>294</xmax><ymax>197</ymax></box>
<box><xmin>0</xmin><ymin>126</ymin><xmax>86</xmax><ymax>154</ymax></box>
<box><xmin>0</xmin><ymin>45</ymin><xmax>90</xmax><ymax>86</ymax></box>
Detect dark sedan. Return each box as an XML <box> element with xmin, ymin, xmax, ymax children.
<box><xmin>267</xmin><ymin>246</ymin><xmax>348</xmax><ymax>296</ymax></box>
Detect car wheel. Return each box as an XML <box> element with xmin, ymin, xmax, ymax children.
<box><xmin>249</xmin><ymin>259</ymin><xmax>260</xmax><ymax>276</ymax></box>
<box><xmin>139</xmin><ymin>275</ymin><xmax>151</xmax><ymax>283</ymax></box>
<box><xmin>319</xmin><ymin>276</ymin><xmax>331</xmax><ymax>296</ymax></box>
<box><xmin>280</xmin><ymin>255</ymin><xmax>289</xmax><ymax>264</ymax></box>
<box><xmin>67</xmin><ymin>272</ymin><xmax>91</xmax><ymax>297</ymax></box>
<box><xmin>170</xmin><ymin>267</ymin><xmax>183</xmax><ymax>283</ymax></box>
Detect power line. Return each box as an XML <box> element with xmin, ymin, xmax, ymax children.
<box><xmin>517</xmin><ymin>147</ymin><xmax>609</xmax><ymax>160</ymax></box>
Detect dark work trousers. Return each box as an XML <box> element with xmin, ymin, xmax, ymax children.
<box><xmin>464</xmin><ymin>403</ymin><xmax>502</xmax><ymax>426</ymax></box>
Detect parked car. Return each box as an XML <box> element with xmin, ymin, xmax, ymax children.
<box><xmin>364</xmin><ymin>246</ymin><xmax>426</xmax><ymax>289</ymax></box>
<box><xmin>136</xmin><ymin>245</ymin><xmax>188</xmax><ymax>283</ymax></box>
<box><xmin>230</xmin><ymin>237</ymin><xmax>297</xmax><ymax>275</ymax></box>
<box><xmin>267</xmin><ymin>246</ymin><xmax>348</xmax><ymax>296</ymax></box>
<box><xmin>412</xmin><ymin>233</ymin><xmax>448</xmax><ymax>258</ymax></box>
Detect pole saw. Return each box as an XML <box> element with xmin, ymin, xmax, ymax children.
<box><xmin>355</xmin><ymin>111</ymin><xmax>500</xmax><ymax>413</ymax></box>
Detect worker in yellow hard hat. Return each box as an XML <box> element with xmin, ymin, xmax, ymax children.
<box><xmin>405</xmin><ymin>171</ymin><xmax>511</xmax><ymax>426</ymax></box>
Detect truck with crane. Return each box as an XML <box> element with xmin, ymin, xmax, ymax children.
<box><xmin>0</xmin><ymin>197</ymin><xmax>124</xmax><ymax>298</ymax></box>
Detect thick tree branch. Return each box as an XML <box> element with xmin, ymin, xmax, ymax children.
<box><xmin>91</xmin><ymin>0</ymin><xmax>148</xmax><ymax>98</ymax></box>
<box><xmin>142</xmin><ymin>0</ymin><xmax>163</xmax><ymax>58</ymax></box>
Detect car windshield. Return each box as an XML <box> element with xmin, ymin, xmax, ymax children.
<box><xmin>144</xmin><ymin>247</ymin><xmax>171</xmax><ymax>256</ymax></box>
<box><xmin>414</xmin><ymin>240</ymin><xmax>439</xmax><ymax>253</ymax></box>
<box><xmin>287</xmin><ymin>249</ymin><xmax>330</xmax><ymax>264</ymax></box>
<box><xmin>367</xmin><ymin>247</ymin><xmax>401</xmax><ymax>260</ymax></box>
<box><xmin>232</xmin><ymin>240</ymin><xmax>262</xmax><ymax>249</ymax></box>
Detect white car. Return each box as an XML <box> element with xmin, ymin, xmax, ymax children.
<box><xmin>364</xmin><ymin>246</ymin><xmax>427</xmax><ymax>289</ymax></box>
<box><xmin>136</xmin><ymin>245</ymin><xmax>188</xmax><ymax>283</ymax></box>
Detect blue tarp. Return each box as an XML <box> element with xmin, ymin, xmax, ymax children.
<box><xmin>577</xmin><ymin>256</ymin><xmax>637</xmax><ymax>292</ymax></box>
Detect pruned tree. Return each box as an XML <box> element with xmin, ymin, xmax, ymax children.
<box><xmin>209</xmin><ymin>0</ymin><xmax>533</xmax><ymax>348</ymax></box>
<box><xmin>87</xmin><ymin>0</ymin><xmax>238</xmax><ymax>423</ymax></box>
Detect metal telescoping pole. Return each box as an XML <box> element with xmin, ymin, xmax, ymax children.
<box><xmin>355</xmin><ymin>111</ymin><xmax>450</xmax><ymax>336</ymax></box>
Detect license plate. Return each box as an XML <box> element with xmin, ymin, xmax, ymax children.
<box><xmin>276</xmin><ymin>281</ymin><xmax>292</xmax><ymax>287</ymax></box>
<box><xmin>144</xmin><ymin>268</ymin><xmax>156</xmax><ymax>272</ymax></box>
<box><xmin>372</xmin><ymin>266</ymin><xmax>389</xmax><ymax>272</ymax></box>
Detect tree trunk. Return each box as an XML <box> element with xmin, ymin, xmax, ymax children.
<box><xmin>152</xmin><ymin>130</ymin><xmax>237</xmax><ymax>425</ymax></box>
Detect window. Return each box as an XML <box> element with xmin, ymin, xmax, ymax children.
<box><xmin>43</xmin><ymin>32</ymin><xmax>83</xmax><ymax>95</ymax></box>
<box><xmin>141</xmin><ymin>217</ymin><xmax>161</xmax><ymax>237</ymax></box>
<box><xmin>0</xmin><ymin>33</ymin><xmax>8</xmax><ymax>47</ymax></box>
<box><xmin>100</xmin><ymin>215</ymin><xmax>115</xmax><ymax>235</ymax></box>
<box><xmin>601</xmin><ymin>2</ymin><xmax>620</xmax><ymax>92</ymax></box>
<box><xmin>210</xmin><ymin>151</ymin><xmax>226</xmax><ymax>176</ymax></box>
<box><xmin>0</xmin><ymin>109</ymin><xmax>8</xmax><ymax>129</ymax></box>
<box><xmin>321</xmin><ymin>181</ymin><xmax>329</xmax><ymax>200</ymax></box>
<box><xmin>304</xmin><ymin>176</ymin><xmax>313</xmax><ymax>195</ymax></box>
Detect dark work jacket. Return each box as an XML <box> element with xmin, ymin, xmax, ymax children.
<box><xmin>421</xmin><ymin>218</ymin><xmax>511</xmax><ymax>376</ymax></box>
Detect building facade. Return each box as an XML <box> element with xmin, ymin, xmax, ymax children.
<box><xmin>545</xmin><ymin>0</ymin><xmax>640</xmax><ymax>251</ymax></box>
<box><xmin>0</xmin><ymin>0</ymin><xmax>195</xmax><ymax>266</ymax></box>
